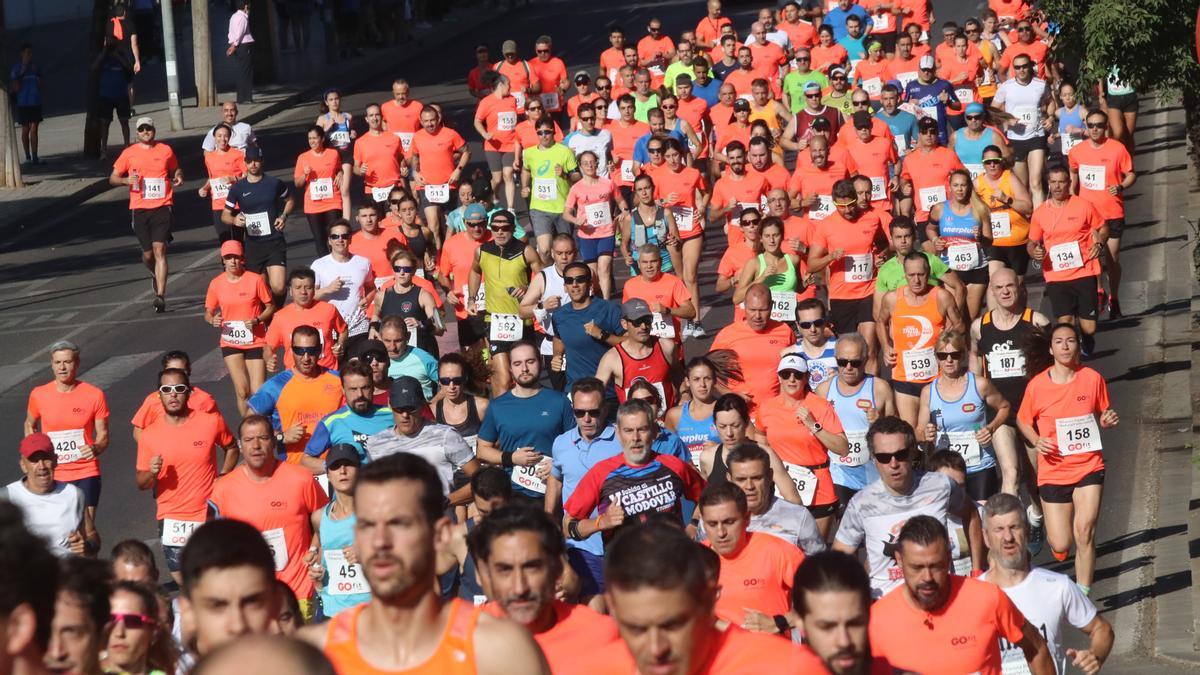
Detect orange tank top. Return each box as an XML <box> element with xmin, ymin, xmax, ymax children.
<box><xmin>976</xmin><ymin>170</ymin><xmax>1030</xmax><ymax>246</ymax></box>
<box><xmin>325</xmin><ymin>599</ymin><xmax>480</xmax><ymax>674</ymax></box>
<box><xmin>891</xmin><ymin>289</ymin><xmax>945</xmax><ymax>383</ymax></box>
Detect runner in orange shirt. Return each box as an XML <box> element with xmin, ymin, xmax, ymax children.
<box><xmin>695</xmin><ymin>0</ymin><xmax>732</xmax><ymax>56</ymax></box>
<box><xmin>869</xmin><ymin>516</ymin><xmax>1054</xmax><ymax>675</ymax></box>
<box><xmin>131</xmin><ymin>350</ymin><xmax>220</xmax><ymax>443</ymax></box>
<box><xmin>209</xmin><ymin>414</ymin><xmax>328</xmax><ymax>620</ymax></box>
<box><xmin>294</xmin><ymin>125</ymin><xmax>347</xmax><ymax>256</ymax></box>
<box><xmin>495</xmin><ymin>39</ymin><xmax>540</xmax><ymax>111</ymax></box>
<box><xmin>997</xmin><ymin>21</ymin><xmax>1050</xmax><ymax>80</ymax></box>
<box><xmin>852</xmin><ymin>41</ymin><xmax>891</xmax><ymax>100</ymax></box>
<box><xmin>530</xmin><ymin>36</ymin><xmax>569</xmax><ymax>121</ymax></box>
<box><xmin>204</xmin><ymin>240</ymin><xmax>275</xmax><ymax>416</ymax></box>
<box><xmin>754</xmin><ymin>354</ymin><xmax>848</xmax><ymax>536</ymax></box>
<box><xmin>198</xmin><ymin>123</ymin><xmax>246</xmax><ymax>242</ymax></box>
<box><xmin>24</xmin><ymin>339</ymin><xmax>108</xmax><ymax>546</ymax></box>
<box><xmin>788</xmin><ymin>136</ymin><xmax>851</xmax><ymax>225</ymax></box>
<box><xmin>566</xmin><ymin>72</ymin><xmax>600</xmax><ymax>127</ymax></box>
<box><xmin>348</xmin><ymin>203</ymin><xmax>404</xmax><ymax>282</ymax></box>
<box><xmin>622</xmin><ymin>248</ymin><xmax>697</xmax><ymax>343</ymax></box>
<box><xmin>473</xmin><ymin>505</ymin><xmax>622</xmax><ymax>673</ymax></box>
<box><xmin>1017</xmin><ymin>323</ymin><xmax>1119</xmax><ymax>593</ymax></box>
<box><xmin>135</xmin><ymin>367</ymin><xmax>238</xmax><ymax>585</ymax></box>
<box><xmin>265</xmin><ymin>268</ymin><xmax>347</xmax><ymax>372</ymax></box>
<box><xmin>701</xmin><ymin>482</ymin><xmax>804</xmax><ymax>633</ymax></box>
<box><xmin>352</xmin><ymin>104</ymin><xmax>405</xmax><ymax>207</ymax></box>
<box><xmin>900</xmin><ymin>117</ymin><xmax>966</xmax><ymax>228</ymax></box>
<box><xmin>473</xmin><ymin>71</ymin><xmax>520</xmax><ymax>211</ymax></box>
<box><xmin>108</xmin><ymin>116</ymin><xmax>182</xmax><ymax>312</ymax></box>
<box><xmin>710</xmin><ymin>141</ymin><xmax>770</xmax><ymax>239</ymax></box>
<box><xmin>437</xmin><ymin>204</ymin><xmax>493</xmax><ymax>352</ymax></box>
<box><xmin>747</xmin><ymin>136</ymin><xmax>789</xmax><ymax>193</ymax></box>
<box><xmin>711</xmin><ymin>284</ymin><xmax>797</xmax><ymax>414</ymax></box>
<box><xmin>609</xmin><ymin>95</ymin><xmax>651</xmax><ymax>200</ymax></box>
<box><xmin>1027</xmin><ymin>165</ymin><xmax>1108</xmax><ymax>353</ymax></box>
<box><xmin>811</xmin><ymin>26</ymin><xmax>848</xmax><ymax>74</ymax></box>
<box><xmin>578</xmin><ymin>522</ymin><xmax>827</xmax><ymax>674</ymax></box>
<box><xmin>637</xmin><ymin>18</ymin><xmax>676</xmax><ymax>81</ymax></box>
<box><xmin>599</xmin><ymin>26</ymin><xmax>627</xmax><ymax>82</ymax></box>
<box><xmin>885</xmin><ymin>33</ymin><xmax>924</xmax><ymax>91</ymax></box>
<box><xmin>1067</xmin><ymin>108</ymin><xmax>1136</xmax><ymax>318</ymax></box>
<box><xmin>843</xmin><ymin>112</ymin><xmax>898</xmax><ymax>206</ymax></box>
<box><xmin>380</xmin><ymin>79</ymin><xmax>423</xmax><ymax>156</ymax></box>
<box><xmin>410</xmin><ymin>105</ymin><xmax>469</xmax><ymax>242</ymax></box>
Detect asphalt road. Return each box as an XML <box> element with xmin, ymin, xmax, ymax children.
<box><xmin>0</xmin><ymin>0</ymin><xmax>1192</xmax><ymax>665</ymax></box>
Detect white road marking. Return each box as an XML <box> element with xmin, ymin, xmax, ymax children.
<box><xmin>79</xmin><ymin>352</ymin><xmax>164</xmax><ymax>390</ymax></box>
<box><xmin>0</xmin><ymin>312</ymin><xmax>206</xmax><ymax>333</ymax></box>
<box><xmin>0</xmin><ymin>363</ymin><xmax>44</xmax><ymax>396</ymax></box>
<box><xmin>190</xmin><ymin>348</ymin><xmax>229</xmax><ymax>384</ymax></box>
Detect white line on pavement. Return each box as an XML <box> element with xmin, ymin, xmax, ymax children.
<box><xmin>0</xmin><ymin>295</ymin><xmax>206</xmax><ymax>317</ymax></box>
<box><xmin>190</xmin><ymin>348</ymin><xmax>229</xmax><ymax>384</ymax></box>
<box><xmin>79</xmin><ymin>352</ymin><xmax>164</xmax><ymax>390</ymax></box>
<box><xmin>0</xmin><ymin>363</ymin><xmax>44</xmax><ymax>396</ymax></box>
<box><xmin>0</xmin><ymin>312</ymin><xmax>206</xmax><ymax>333</ymax></box>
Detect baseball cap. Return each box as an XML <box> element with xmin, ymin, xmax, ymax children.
<box><xmin>463</xmin><ymin>203</ymin><xmax>488</xmax><ymax>222</ymax></box>
<box><xmin>965</xmin><ymin>102</ymin><xmax>985</xmax><ymax>115</ymax></box>
<box><xmin>19</xmin><ymin>433</ymin><xmax>53</xmax><ymax>459</ymax></box>
<box><xmin>622</xmin><ymin>298</ymin><xmax>653</xmax><ymax>321</ymax></box>
<box><xmin>917</xmin><ymin>116</ymin><xmax>939</xmax><ymax>130</ymax></box>
<box><xmin>830</xmin><ymin>66</ymin><xmax>847</xmax><ymax>77</ymax></box>
<box><xmin>852</xmin><ymin>110</ymin><xmax>873</xmax><ymax>130</ymax></box>
<box><xmin>325</xmin><ymin>443</ymin><xmax>362</xmax><ymax>470</ymax></box>
<box><xmin>244</xmin><ymin>144</ymin><xmax>263</xmax><ymax>161</ymax></box>
<box><xmin>502</xmin><ymin>39</ymin><xmax>518</xmax><ymax>54</ymax></box>
<box><xmin>732</xmin><ymin>98</ymin><xmax>751</xmax><ymax>112</ymax></box>
<box><xmin>389</xmin><ymin>375</ymin><xmax>426</xmax><ymax>410</ymax></box>
<box><xmin>135</xmin><ymin>116</ymin><xmax>155</xmax><ymax>129</ymax></box>
<box><xmin>350</xmin><ymin>338</ymin><xmax>389</xmax><ymax>362</ymax></box>
<box><xmin>777</xmin><ymin>352</ymin><xmax>810</xmax><ymax>374</ymax></box>
<box><xmin>574</xmin><ymin>70</ymin><xmax>591</xmax><ymax>84</ymax></box>
<box><xmin>919</xmin><ymin>55</ymin><xmax>935</xmax><ymax>70</ymax></box>
<box><xmin>811</xmin><ymin>117</ymin><xmax>832</xmax><ymax>131</ymax></box>
<box><xmin>803</xmin><ymin>81</ymin><xmax>822</xmax><ymax>94</ymax></box>
<box><xmin>220</xmin><ymin>240</ymin><xmax>244</xmax><ymax>257</ymax></box>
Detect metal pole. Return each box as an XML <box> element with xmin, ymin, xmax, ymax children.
<box><xmin>160</xmin><ymin>0</ymin><xmax>185</xmax><ymax>130</ymax></box>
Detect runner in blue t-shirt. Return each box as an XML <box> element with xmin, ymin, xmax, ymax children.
<box><xmin>904</xmin><ymin>55</ymin><xmax>960</xmax><ymax>145</ymax></box>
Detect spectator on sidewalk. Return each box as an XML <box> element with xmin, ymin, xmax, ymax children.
<box><xmin>10</xmin><ymin>43</ymin><xmax>43</xmax><ymax>166</ymax></box>
<box><xmin>227</xmin><ymin>0</ymin><xmax>255</xmax><ymax>105</ymax></box>
<box><xmin>94</xmin><ymin>47</ymin><xmax>133</xmax><ymax>159</ymax></box>
<box><xmin>202</xmin><ymin>101</ymin><xmax>258</xmax><ymax>153</ymax></box>
<box><xmin>106</xmin><ymin>3</ymin><xmax>141</xmax><ymax>113</ymax></box>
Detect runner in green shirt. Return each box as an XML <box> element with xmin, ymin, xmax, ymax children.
<box><xmin>521</xmin><ymin>117</ymin><xmax>579</xmax><ymax>261</ymax></box>
<box><xmin>782</xmin><ymin>49</ymin><xmax>831</xmax><ymax>112</ymax></box>
<box><xmin>874</xmin><ymin>217</ymin><xmax>965</xmax><ymax>318</ymax></box>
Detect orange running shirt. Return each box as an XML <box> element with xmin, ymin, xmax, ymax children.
<box><xmin>599</xmin><ymin>48</ymin><xmax>625</xmax><ymax>82</ymax></box>
<box><xmin>975</xmin><ymin>171</ymin><xmax>1031</xmax><ymax>246</ymax></box>
<box><xmin>810</xmin><ymin>43</ymin><xmax>848</xmax><ymax>73</ymax></box>
<box><xmin>715</xmin><ymin>122</ymin><xmax>754</xmax><ymax>155</ymax></box>
<box><xmin>1028</xmin><ymin>196</ymin><xmax>1104</xmax><ymax>282</ymax></box>
<box><xmin>113</xmin><ymin>141</ymin><xmax>180</xmax><ymax>209</ymax></box>
<box><xmin>695</xmin><ymin>16</ymin><xmax>733</xmax><ymax>52</ymax></box>
<box><xmin>998</xmin><ymin>40</ymin><xmax>1049</xmax><ymax>79</ymax></box>
<box><xmin>885</xmin><ymin>55</ymin><xmax>923</xmax><ymax>87</ymax></box>
<box><xmin>514</xmin><ymin>119</ymin><xmax>565</xmax><ymax>152</ymax></box>
<box><xmin>710</xmin><ymin>321</ymin><xmax>796</xmax><ymax>412</ymax></box>
<box><xmin>248</xmin><ymin>369</ymin><xmax>345</xmax><ymax>461</ymax></box>
<box><xmin>900</xmin><ymin>0</ymin><xmax>932</xmax><ymax>32</ymax></box>
<box><xmin>712</xmin><ymin>173</ymin><xmax>769</xmax><ymax>229</ymax></box>
<box><xmin>325</xmin><ymin>599</ymin><xmax>480</xmax><ymax>675</ymax></box>
<box><xmin>711</xmin><ymin>531</ymin><xmax>805</xmax><ymax>626</ymax></box>
<box><xmin>411</xmin><ymin>126</ymin><xmax>467</xmax><ymax>187</ymax></box>
<box><xmin>809</xmin><ymin>210</ymin><xmax>887</xmax><ymax>300</ymax></box>
<box><xmin>749</xmin><ymin>163</ymin><xmax>790</xmax><ymax>194</ymax></box>
<box><xmin>574</xmin><ymin>623</ymin><xmax>827</xmax><ymax>674</ymax></box>
<box><xmin>889</xmin><ymin>289</ymin><xmax>946</xmax><ymax>383</ymax></box>
<box><xmin>209</xmin><ymin>461</ymin><xmax>328</xmax><ymax>598</ymax></box>
<box><xmin>755</xmin><ymin>392</ymin><xmax>844</xmax><ymax>506</ymax></box>
<box><xmin>609</xmin><ymin>119</ymin><xmax>651</xmax><ymax>187</ymax></box>
<box><xmin>787</xmin><ymin>162</ymin><xmax>850</xmax><ymax>224</ymax></box>
<box><xmin>482</xmin><ymin>600</ymin><xmax>620</xmax><ymax>674</ymax></box>
<box><xmin>653</xmin><ymin>166</ymin><xmax>706</xmax><ymax>210</ymax></box>
<box><xmin>204</xmin><ymin>271</ymin><xmax>272</xmax><ymax>349</ymax></box>
<box><xmin>1017</xmin><ymin>365</ymin><xmax>1109</xmax><ymax>485</ymax></box>
<box><xmin>350</xmin><ymin>228</ymin><xmax>406</xmax><ymax>280</ymax></box>
<box><xmin>202</xmin><ymin>148</ymin><xmax>246</xmax><ymax>211</ymax></box>
<box><xmin>131</xmin><ymin>387</ymin><xmax>219</xmax><ymax>430</ymax></box>
<box><xmin>1067</xmin><ymin>137</ymin><xmax>1133</xmax><ymax>220</ymax></box>
<box><xmin>622</xmin><ymin>273</ymin><xmax>692</xmax><ymax>340</ymax></box>
<box><xmin>900</xmin><ymin>146</ymin><xmax>965</xmax><ymax>222</ymax></box>
<box><xmin>530</xmin><ymin>57</ymin><xmax>569</xmax><ymax>112</ymax></box>
<box><xmin>853</xmin><ymin>59</ymin><xmax>892</xmax><ymax>99</ymax></box>
<box><xmin>294</xmin><ymin>148</ymin><xmax>343</xmax><ymax>214</ymax></box>
<box><xmin>495</xmin><ymin>59</ymin><xmax>534</xmax><ymax>98</ymax></box>
<box><xmin>637</xmin><ymin>35</ymin><xmax>676</xmax><ymax>66</ymax></box>
<box><xmin>27</xmin><ymin>381</ymin><xmax>109</xmax><ymax>482</ymax></box>
<box><xmin>353</xmin><ymin>132</ymin><xmax>405</xmax><ymax>193</ymax></box>
<box><xmin>265</xmin><ymin>300</ymin><xmax>347</xmax><ymax>370</ymax></box>
<box><xmin>844</xmin><ymin>135</ymin><xmax>898</xmax><ymax>203</ymax></box>
<box><xmin>869</xmin><ymin>575</ymin><xmax>1026</xmax><ymax>675</ymax></box>
<box><xmin>381</xmin><ymin>98</ymin><xmax>424</xmax><ymax>153</ymax></box>
<box><xmin>136</xmin><ymin>411</ymin><xmax>234</xmax><ymax>521</ymax></box>
<box><xmin>439</xmin><ymin>231</ymin><xmax>492</xmax><ymax>320</ymax></box>
<box><xmin>474</xmin><ymin>94</ymin><xmax>520</xmax><ymax>153</ymax></box>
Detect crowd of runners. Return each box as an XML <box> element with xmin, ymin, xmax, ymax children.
<box><xmin>4</xmin><ymin>0</ymin><xmax>1143</xmax><ymax>672</ymax></box>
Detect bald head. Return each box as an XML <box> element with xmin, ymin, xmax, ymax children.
<box><xmin>745</xmin><ymin>283</ymin><xmax>771</xmax><ymax>306</ymax></box>
<box><xmin>990</xmin><ymin>266</ymin><xmax>1018</xmax><ymax>288</ymax></box>
<box><xmin>193</xmin><ymin>636</ymin><xmax>337</xmax><ymax>675</ymax></box>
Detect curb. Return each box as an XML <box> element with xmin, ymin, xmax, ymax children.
<box><xmin>2</xmin><ymin>1</ymin><xmax>516</xmax><ymax>245</ymax></box>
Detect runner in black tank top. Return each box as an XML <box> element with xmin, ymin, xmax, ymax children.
<box><xmin>436</xmin><ymin>396</ymin><xmax>481</xmax><ymax>438</ymax></box>
<box><xmin>977</xmin><ymin>307</ymin><xmax>1037</xmax><ymax>413</ymax></box>
<box><xmin>380</xmin><ymin>284</ymin><xmax>439</xmax><ymax>357</ymax></box>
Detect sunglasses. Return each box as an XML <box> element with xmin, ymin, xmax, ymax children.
<box><xmin>393</xmin><ymin>406</ymin><xmax>420</xmax><ymax>415</ymax></box>
<box><xmin>579</xmin><ymin>115</ymin><xmax>596</xmax><ymax>121</ymax></box>
<box><xmin>648</xmin><ymin>146</ymin><xmax>663</xmax><ymax>153</ymax></box>
<box><xmin>779</xmin><ymin>369</ymin><xmax>807</xmax><ymax>380</ymax></box>
<box><xmin>874</xmin><ymin>447</ymin><xmax>912</xmax><ymax>464</ymax></box>
<box><xmin>596</xmin><ymin>85</ymin><xmax>612</xmax><ymax>90</ymax></box>
<box><xmin>490</xmin><ymin>224</ymin><xmax>515</xmax><ymax>232</ymax></box>
<box><xmin>328</xmin><ymin>233</ymin><xmax>351</xmax><ymax>240</ymax></box>
<box><xmin>935</xmin><ymin>350</ymin><xmax>963</xmax><ymax>360</ymax></box>
<box><xmin>537</xmin><ymin>130</ymin><xmax>555</xmax><ymax>136</ymax></box>
<box><xmin>805</xmin><ymin>93</ymin><xmax>822</xmax><ymax>98</ymax></box>
<box><xmin>920</xmin><ymin>128</ymin><xmax>938</xmax><ymax>135</ymax></box>
<box><xmin>1086</xmin><ymin>122</ymin><xmax>1107</xmax><ymax>129</ymax></box>
<box><xmin>466</xmin><ymin>220</ymin><xmax>487</xmax><ymax>227</ymax></box>
<box><xmin>966</xmin><ymin>115</ymin><xmax>983</xmax><ymax>121</ymax></box>
<box><xmin>741</xmin><ymin>218</ymin><xmax>761</xmax><ymax>226</ymax></box>
<box><xmin>394</xmin><ymin>265</ymin><xmax>414</xmax><ymax>274</ymax></box>
<box><xmin>573</xmin><ymin>407</ymin><xmax>602</xmax><ymax>418</ymax></box>
<box><xmin>1014</xmin><ymin>63</ymin><xmax>1033</xmax><ymax>70</ymax></box>
<box><xmin>536</xmin><ymin>48</ymin><xmax>550</xmax><ymax>54</ymax></box>
<box><xmin>853</xmin><ymin>101</ymin><xmax>870</xmax><ymax>107</ymax></box>
<box><xmin>158</xmin><ymin>384</ymin><xmax>189</xmax><ymax>394</ymax></box>
<box><xmin>439</xmin><ymin>376</ymin><xmax>466</xmax><ymax>386</ymax></box>
<box><xmin>563</xmin><ymin>273</ymin><xmax>591</xmax><ymax>285</ymax></box>
<box><xmin>389</xmin><ymin>199</ymin><xmax>404</xmax><ymax>205</ymax></box>
<box><xmin>292</xmin><ymin>345</ymin><xmax>322</xmax><ymax>356</ymax></box>
<box><xmin>661</xmin><ymin>104</ymin><xmax>677</xmax><ymax>110</ymax></box>
<box><xmin>1017</xmin><ymin>26</ymin><xmax>1033</xmax><ymax>32</ymax></box>
<box><xmin>358</xmin><ymin>353</ymin><xmax>387</xmax><ymax>364</ymax></box>
<box><xmin>527</xmin><ymin>106</ymin><xmax>544</xmax><ymax>112</ymax></box>
<box><xmin>831</xmin><ymin>76</ymin><xmax>847</xmax><ymax>81</ymax></box>
<box><xmin>798</xmin><ymin>319</ymin><xmax>827</xmax><ymax>330</ymax></box>
<box><xmin>795</xmin><ymin>56</ymin><xmax>811</xmax><ymax>61</ymax></box>
<box><xmin>982</xmin><ymin>158</ymin><xmax>1004</xmax><ymax>164</ymax></box>
<box><xmin>649</xmin><ymin>26</ymin><xmax>661</xmax><ymax>32</ymax></box>
<box><xmin>628</xmin><ymin>316</ymin><xmax>654</xmax><ymax>327</ymax></box>
<box><xmin>136</xmin><ymin>125</ymin><xmax>154</xmax><ymax>132</ymax></box>
<box><xmin>111</xmin><ymin>613</ymin><xmax>156</xmax><ymax>629</ymax></box>
<box><xmin>836</xmin><ymin>358</ymin><xmax>864</xmax><ymax>368</ymax></box>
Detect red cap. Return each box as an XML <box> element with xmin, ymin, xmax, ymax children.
<box><xmin>19</xmin><ymin>433</ymin><xmax>53</xmax><ymax>459</ymax></box>
<box><xmin>220</xmin><ymin>240</ymin><xmax>244</xmax><ymax>257</ymax></box>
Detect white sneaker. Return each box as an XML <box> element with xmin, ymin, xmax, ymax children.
<box><xmin>690</xmin><ymin>321</ymin><xmax>707</xmax><ymax>338</ymax></box>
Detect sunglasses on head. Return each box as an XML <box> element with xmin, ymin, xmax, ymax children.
<box><xmin>328</xmin><ymin>232</ymin><xmax>351</xmax><ymax>240</ymax></box>
<box><xmin>158</xmin><ymin>384</ymin><xmax>189</xmax><ymax>394</ymax></box>
<box><xmin>779</xmin><ymin>369</ymin><xmax>807</xmax><ymax>380</ymax></box>
<box><xmin>292</xmin><ymin>345</ymin><xmax>321</xmax><ymax>356</ymax></box>
<box><xmin>935</xmin><ymin>350</ymin><xmax>963</xmax><ymax>360</ymax></box>
<box><xmin>563</xmin><ymin>273</ymin><xmax>591</xmax><ymax>285</ymax></box>
<box><xmin>798</xmin><ymin>318</ymin><xmax>826</xmax><ymax>330</ymax></box>
<box><xmin>873</xmin><ymin>447</ymin><xmax>912</xmax><ymax>464</ymax></box>
<box><xmin>439</xmin><ymin>376</ymin><xmax>466</xmax><ymax>386</ymax></box>
<box><xmin>111</xmin><ymin>613</ymin><xmax>156</xmax><ymax>629</ymax></box>
<box><xmin>836</xmin><ymin>357</ymin><xmax>864</xmax><ymax>368</ymax></box>
<box><xmin>573</xmin><ymin>407</ymin><xmax>602</xmax><ymax>418</ymax></box>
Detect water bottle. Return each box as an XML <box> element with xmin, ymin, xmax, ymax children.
<box><xmin>932</xmin><ymin>410</ymin><xmax>950</xmax><ymax>453</ymax></box>
<box><xmin>130</xmin><ymin>169</ymin><xmax>141</xmax><ymax>194</ymax></box>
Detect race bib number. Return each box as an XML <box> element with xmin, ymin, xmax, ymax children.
<box><xmin>540</xmin><ymin>92</ymin><xmax>561</xmax><ymax>111</ymax></box>
<box><xmin>221</xmin><ymin>320</ymin><xmax>254</xmax><ymax>346</ymax></box>
<box><xmin>263</xmin><ymin>528</ymin><xmax>288</xmax><ymax>572</ymax></box>
<box><xmin>809</xmin><ymin>195</ymin><xmax>834</xmax><ymax>221</ymax></box>
<box><xmin>309</xmin><ymin>177</ymin><xmax>334</xmax><ymax>201</ymax></box>
<box><xmin>650</xmin><ymin>312</ymin><xmax>676</xmax><ymax>339</ymax></box>
<box><xmin>894</xmin><ymin>134</ymin><xmax>908</xmax><ymax>156</ymax></box>
<box><xmin>533</xmin><ymin>177</ymin><xmax>558</xmax><ymax>202</ymax></box>
<box><xmin>489</xmin><ymin>313</ymin><xmax>522</xmax><ymax>342</ymax></box>
<box><xmin>496</xmin><ymin>111</ymin><xmax>518</xmax><ymax>132</ymax></box>
<box><xmin>954</xmin><ymin>87</ymin><xmax>974</xmax><ymax>104</ymax></box>
<box><xmin>425</xmin><ymin>183</ymin><xmax>450</xmax><ymax>204</ymax></box>
<box><xmin>947</xmin><ymin>243</ymin><xmax>981</xmax><ymax>271</ymax></box>
<box><xmin>1056</xmin><ymin>414</ymin><xmax>1102</xmax><ymax>455</ymax></box>
<box><xmin>872</xmin><ymin>13</ymin><xmax>890</xmax><ymax>30</ymax></box>
<box><xmin>1049</xmin><ymin>241</ymin><xmax>1083</xmax><ymax>272</ymax></box>
<box><xmin>329</xmin><ymin>130</ymin><xmax>351</xmax><ymax>146</ymax></box>
<box><xmin>870</xmin><ymin>176</ymin><xmax>887</xmax><ymax>201</ymax></box>
<box><xmin>919</xmin><ymin>104</ymin><xmax>939</xmax><ymax>120</ymax></box>
<box><xmin>513</xmin><ymin>91</ymin><xmax>527</xmax><ymax>109</ymax></box>
<box><xmin>584</xmin><ymin>201</ymin><xmax>612</xmax><ymax>228</ymax></box>
<box><xmin>902</xmin><ymin>346</ymin><xmax>936</xmax><ymax>381</ymax></box>
<box><xmin>946</xmin><ymin>430</ymin><xmax>983</xmax><ymax>467</ymax></box>
<box><xmin>987</xmin><ymin>349</ymin><xmax>1026</xmax><ymax>379</ymax></box>
<box><xmin>896</xmin><ymin>72</ymin><xmax>918</xmax><ymax>90</ymax></box>
<box><xmin>511</xmin><ymin>459</ymin><xmax>550</xmax><ymax>494</ymax></box>
<box><xmin>670</xmin><ymin>205</ymin><xmax>695</xmax><ymax>232</ymax></box>
<box><xmin>841</xmin><ymin>430</ymin><xmax>869</xmax><ymax>467</ymax></box>
<box><xmin>918</xmin><ymin>185</ymin><xmax>947</xmax><ymax>212</ymax></box>
<box><xmin>782</xmin><ymin>463</ymin><xmax>818</xmax><ymax>506</ymax></box>
<box><xmin>1014</xmin><ymin>107</ymin><xmax>1037</xmax><ymax>129</ymax></box>
<box><xmin>770</xmin><ymin>291</ymin><xmax>796</xmax><ymax>322</ymax></box>
<box><xmin>244</xmin><ymin>211</ymin><xmax>272</xmax><ymax>237</ymax></box>
<box><xmin>989</xmin><ymin>211</ymin><xmax>1012</xmax><ymax>239</ymax></box>
<box><xmin>161</xmin><ymin>519</ymin><xmax>203</xmax><ymax>547</ymax></box>
<box><xmin>47</xmin><ymin>429</ymin><xmax>85</xmax><ymax>464</ymax></box>
<box><xmin>143</xmin><ymin>177</ymin><xmax>167</xmax><ymax>200</ymax></box>
<box><xmin>397</xmin><ymin>132</ymin><xmax>414</xmax><ymax>152</ymax></box>
<box><xmin>209</xmin><ymin>179</ymin><xmax>230</xmax><ymax>200</ymax></box>
<box><xmin>1061</xmin><ymin>133</ymin><xmax>1081</xmax><ymax>155</ymax></box>
<box><xmin>1078</xmin><ymin>164</ymin><xmax>1106</xmax><ymax>191</ymax></box>
<box><xmin>862</xmin><ymin>77</ymin><xmax>883</xmax><ymax>97</ymax></box>
<box><xmin>620</xmin><ymin>160</ymin><xmax>635</xmax><ymax>182</ymax></box>
<box><xmin>463</xmin><ymin>284</ymin><xmax>486</xmax><ymax>312</ymax></box>
<box><xmin>965</xmin><ymin>163</ymin><xmax>984</xmax><ymax>181</ymax></box>
<box><xmin>316</xmin><ymin>474</ymin><xmax>330</xmax><ymax>496</ymax></box>
<box><xmin>324</xmin><ymin>549</ymin><xmax>369</xmax><ymax>595</ymax></box>
<box><xmin>370</xmin><ymin>184</ymin><xmax>394</xmax><ymax>203</ymax></box>
<box><xmin>843</xmin><ymin>254</ymin><xmax>873</xmax><ymax>283</ymax></box>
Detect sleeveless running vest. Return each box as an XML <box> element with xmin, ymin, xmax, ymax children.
<box><xmin>978</xmin><ymin>308</ymin><xmax>1035</xmax><ymax>410</ymax></box>
<box><xmin>891</xmin><ymin>290</ymin><xmax>945</xmax><ymax>384</ymax></box>
<box><xmin>936</xmin><ymin>202</ymin><xmax>986</xmax><ymax>271</ymax></box>
<box><xmin>478</xmin><ymin>240</ymin><xmax>531</xmax><ymax>323</ymax></box>
<box><xmin>756</xmin><ymin>252</ymin><xmax>798</xmax><ymax>293</ymax></box>
<box><xmin>630</xmin><ymin>206</ymin><xmax>673</xmax><ymax>272</ymax></box>
<box><xmin>675</xmin><ymin>401</ymin><xmax>719</xmax><ymax>462</ymax></box>
<box><xmin>976</xmin><ymin>170</ymin><xmax>1031</xmax><ymax>246</ymax></box>
<box><xmin>929</xmin><ymin>372</ymin><xmax>996</xmax><ymax>473</ymax></box>
<box><xmin>615</xmin><ymin>341</ymin><xmax>675</xmax><ymax>408</ymax></box>
<box><xmin>380</xmin><ymin>284</ymin><xmax>438</xmax><ymax>356</ymax></box>
<box><xmin>324</xmin><ymin>112</ymin><xmax>353</xmax><ymax>149</ymax></box>
<box><xmin>796</xmin><ymin>336</ymin><xmax>838</xmax><ymax>388</ymax></box>
<box><xmin>318</xmin><ymin>503</ymin><xmax>370</xmax><ymax>617</ymax></box>
<box><xmin>825</xmin><ymin>376</ymin><xmax>881</xmax><ymax>490</ymax></box>
<box><xmin>325</xmin><ymin>598</ymin><xmax>480</xmax><ymax>674</ymax></box>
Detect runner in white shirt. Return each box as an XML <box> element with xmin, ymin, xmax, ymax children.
<box><xmin>981</xmin><ymin>493</ymin><xmax>1114</xmax><ymax>675</ymax></box>
<box><xmin>311</xmin><ymin>219</ymin><xmax>374</xmax><ymax>356</ymax></box>
<box><xmin>4</xmin><ymin>434</ymin><xmax>86</xmax><ymax>557</ymax></box>
<box><xmin>201</xmin><ymin>101</ymin><xmax>257</xmax><ymax>152</ymax></box>
<box><xmin>993</xmin><ymin>54</ymin><xmax>1053</xmax><ymax>206</ymax></box>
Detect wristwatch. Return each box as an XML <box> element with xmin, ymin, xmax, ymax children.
<box><xmin>810</xmin><ymin>422</ymin><xmax>823</xmax><ymax>433</ymax></box>
<box><xmin>275</xmin><ymin>432</ymin><xmax>285</xmax><ymax>445</ymax></box>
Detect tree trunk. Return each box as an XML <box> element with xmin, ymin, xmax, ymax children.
<box><xmin>250</xmin><ymin>0</ymin><xmax>280</xmax><ymax>84</ymax></box>
<box><xmin>0</xmin><ymin>0</ymin><xmax>22</xmax><ymax>186</ymax></box>
<box><xmin>193</xmin><ymin>0</ymin><xmax>216</xmax><ymax>107</ymax></box>
<box><xmin>82</xmin><ymin>0</ymin><xmax>111</xmax><ymax>160</ymax></box>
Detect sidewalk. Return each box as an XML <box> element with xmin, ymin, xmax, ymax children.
<box><xmin>0</xmin><ymin>0</ymin><xmax>502</xmax><ymax>238</ymax></box>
